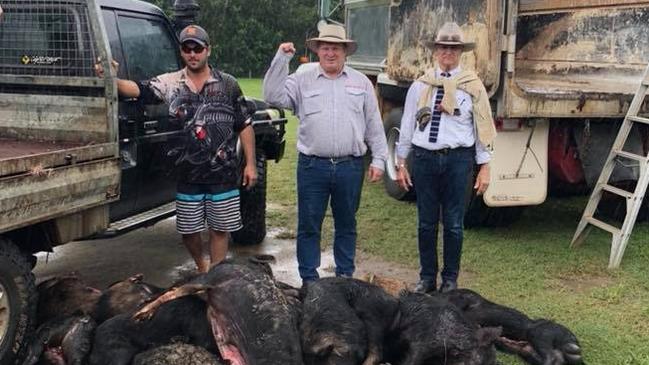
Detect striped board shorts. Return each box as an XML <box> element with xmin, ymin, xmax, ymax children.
<box><xmin>175</xmin><ymin>189</ymin><xmax>243</xmax><ymax>234</ymax></box>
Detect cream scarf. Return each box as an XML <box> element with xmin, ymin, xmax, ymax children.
<box><xmin>417</xmin><ymin>69</ymin><xmax>497</xmax><ymax>147</ymax></box>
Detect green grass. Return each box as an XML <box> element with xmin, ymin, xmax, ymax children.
<box><xmin>239</xmin><ymin>78</ymin><xmax>649</xmax><ymax>365</ymax></box>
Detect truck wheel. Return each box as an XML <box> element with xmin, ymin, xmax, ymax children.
<box><xmin>464</xmin><ymin>168</ymin><xmax>525</xmax><ymax>228</ymax></box>
<box><xmin>0</xmin><ymin>238</ymin><xmax>37</xmax><ymax>365</ymax></box>
<box><xmin>384</xmin><ymin>108</ymin><xmax>416</xmax><ymax>201</ymax></box>
<box><xmin>232</xmin><ymin>153</ymin><xmax>267</xmax><ymax>245</ymax></box>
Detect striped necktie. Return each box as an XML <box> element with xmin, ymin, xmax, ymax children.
<box><xmin>428</xmin><ymin>71</ymin><xmax>451</xmax><ymax>143</ymax></box>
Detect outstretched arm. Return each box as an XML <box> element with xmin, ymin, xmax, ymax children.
<box><xmin>447</xmin><ymin>289</ymin><xmax>583</xmax><ymax>365</ymax></box>
<box><xmin>94</xmin><ymin>59</ymin><xmax>140</xmax><ymax>98</ymax></box>
<box><xmin>262</xmin><ymin>43</ymin><xmax>299</xmax><ymax>111</ymax></box>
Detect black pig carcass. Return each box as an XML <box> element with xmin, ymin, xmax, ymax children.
<box><xmin>22</xmin><ymin>315</ymin><xmax>96</xmax><ymax>365</ymax></box>
<box><xmin>132</xmin><ymin>260</ymin><xmax>303</xmax><ymax>365</ymax></box>
<box><xmin>300</xmin><ymin>277</ymin><xmax>399</xmax><ymax>365</ymax></box>
<box><xmin>36</xmin><ymin>275</ymin><xmax>102</xmax><ymax>325</ymax></box>
<box><xmin>92</xmin><ymin>273</ymin><xmax>163</xmax><ymax>323</ymax></box>
<box><xmin>89</xmin><ymin>295</ymin><xmax>216</xmax><ymax>365</ymax></box>
<box><xmin>301</xmin><ymin>277</ymin><xmax>583</xmax><ymax>365</ymax></box>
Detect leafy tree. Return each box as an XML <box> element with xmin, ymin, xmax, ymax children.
<box><xmin>143</xmin><ymin>0</ymin><xmax>317</xmax><ymax>77</ymax></box>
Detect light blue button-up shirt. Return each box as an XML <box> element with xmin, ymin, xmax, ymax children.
<box><xmin>263</xmin><ymin>51</ymin><xmax>388</xmax><ymax>170</ymax></box>
<box><xmin>397</xmin><ymin>67</ymin><xmax>491</xmax><ymax>164</ymax></box>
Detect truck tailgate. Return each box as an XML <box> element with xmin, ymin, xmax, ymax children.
<box><xmin>0</xmin><ymin>158</ymin><xmax>119</xmax><ymax>233</ymax></box>
<box><xmin>0</xmin><ymin>0</ymin><xmax>120</xmax><ymax>235</ymax></box>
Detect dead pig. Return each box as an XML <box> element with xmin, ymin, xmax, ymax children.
<box><xmin>386</xmin><ymin>292</ymin><xmax>501</xmax><ymax>365</ymax></box>
<box><xmin>36</xmin><ymin>275</ymin><xmax>102</xmax><ymax>325</ymax></box>
<box><xmin>89</xmin><ymin>295</ymin><xmax>216</xmax><ymax>365</ymax></box>
<box><xmin>22</xmin><ymin>315</ymin><xmax>96</xmax><ymax>365</ymax></box>
<box><xmin>445</xmin><ymin>289</ymin><xmax>583</xmax><ymax>365</ymax></box>
<box><xmin>133</xmin><ymin>260</ymin><xmax>303</xmax><ymax>365</ymax></box>
<box><xmin>300</xmin><ymin>277</ymin><xmax>399</xmax><ymax>365</ymax></box>
<box><xmin>93</xmin><ymin>273</ymin><xmax>163</xmax><ymax>323</ymax></box>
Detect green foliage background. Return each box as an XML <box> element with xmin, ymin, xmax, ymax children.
<box><xmin>144</xmin><ymin>0</ymin><xmax>317</xmax><ymax>76</ymax></box>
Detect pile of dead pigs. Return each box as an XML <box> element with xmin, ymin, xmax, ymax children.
<box><xmin>24</xmin><ymin>256</ymin><xmax>584</xmax><ymax>365</ymax></box>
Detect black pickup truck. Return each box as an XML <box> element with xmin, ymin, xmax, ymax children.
<box><xmin>0</xmin><ymin>0</ymin><xmax>286</xmax><ymax>362</ymax></box>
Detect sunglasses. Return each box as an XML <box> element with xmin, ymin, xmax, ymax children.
<box><xmin>181</xmin><ymin>44</ymin><xmax>206</xmax><ymax>54</ymax></box>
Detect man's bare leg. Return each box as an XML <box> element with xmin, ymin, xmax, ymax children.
<box><xmin>209</xmin><ymin>229</ymin><xmax>229</xmax><ymax>267</ymax></box>
<box><xmin>182</xmin><ymin>232</ymin><xmax>209</xmax><ymax>273</ymax></box>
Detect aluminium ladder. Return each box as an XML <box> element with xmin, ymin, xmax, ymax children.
<box><xmin>570</xmin><ymin>63</ymin><xmax>649</xmax><ymax>269</ymax></box>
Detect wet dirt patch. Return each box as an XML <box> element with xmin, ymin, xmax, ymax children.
<box><xmin>268</xmin><ymin>227</ymin><xmax>296</xmax><ymax>240</ymax></box>
<box><xmin>549</xmin><ymin>274</ymin><xmax>615</xmax><ymax>294</ymax></box>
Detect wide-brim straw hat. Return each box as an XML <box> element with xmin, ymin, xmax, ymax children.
<box><xmin>423</xmin><ymin>22</ymin><xmax>475</xmax><ymax>51</ymax></box>
<box><xmin>306</xmin><ymin>24</ymin><xmax>357</xmax><ymax>55</ymax></box>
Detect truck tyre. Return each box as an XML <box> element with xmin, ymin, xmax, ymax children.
<box><xmin>0</xmin><ymin>238</ymin><xmax>37</xmax><ymax>365</ymax></box>
<box><xmin>384</xmin><ymin>108</ymin><xmax>416</xmax><ymax>201</ymax></box>
<box><xmin>232</xmin><ymin>153</ymin><xmax>267</xmax><ymax>245</ymax></box>
<box><xmin>464</xmin><ymin>167</ymin><xmax>525</xmax><ymax>228</ymax></box>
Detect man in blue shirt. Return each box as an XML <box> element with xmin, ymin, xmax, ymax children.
<box><xmin>396</xmin><ymin>22</ymin><xmax>496</xmax><ymax>293</ymax></box>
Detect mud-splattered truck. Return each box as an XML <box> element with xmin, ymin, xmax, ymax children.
<box><xmin>339</xmin><ymin>0</ymin><xmax>649</xmax><ymax>226</ymax></box>
<box><xmin>0</xmin><ymin>0</ymin><xmax>286</xmax><ymax>362</ymax></box>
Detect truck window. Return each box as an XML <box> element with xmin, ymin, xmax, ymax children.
<box><xmin>117</xmin><ymin>15</ymin><xmax>180</xmax><ymax>81</ymax></box>
<box><xmin>101</xmin><ymin>9</ymin><xmax>126</xmax><ymax>78</ymax></box>
<box><xmin>346</xmin><ymin>4</ymin><xmax>389</xmax><ymax>64</ymax></box>
<box><xmin>0</xmin><ymin>3</ymin><xmax>95</xmax><ymax>77</ymax></box>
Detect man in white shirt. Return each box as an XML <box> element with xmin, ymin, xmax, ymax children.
<box><xmin>396</xmin><ymin>22</ymin><xmax>496</xmax><ymax>293</ymax></box>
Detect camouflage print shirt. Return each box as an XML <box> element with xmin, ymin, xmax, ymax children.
<box><xmin>137</xmin><ymin>67</ymin><xmax>250</xmax><ymax>190</ymax></box>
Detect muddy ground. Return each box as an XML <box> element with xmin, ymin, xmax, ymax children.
<box><xmin>34</xmin><ymin>217</ymin><xmax>419</xmax><ymax>290</ymax></box>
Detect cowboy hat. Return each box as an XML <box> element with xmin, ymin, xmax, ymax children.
<box><xmin>306</xmin><ymin>23</ymin><xmax>357</xmax><ymax>55</ymax></box>
<box><xmin>423</xmin><ymin>22</ymin><xmax>475</xmax><ymax>51</ymax></box>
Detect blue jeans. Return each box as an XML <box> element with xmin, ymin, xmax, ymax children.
<box><xmin>296</xmin><ymin>153</ymin><xmax>364</xmax><ymax>281</ymax></box>
<box><xmin>412</xmin><ymin>145</ymin><xmax>474</xmax><ymax>283</ymax></box>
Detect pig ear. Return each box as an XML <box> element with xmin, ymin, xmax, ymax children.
<box><xmin>129</xmin><ymin>273</ymin><xmax>144</xmax><ymax>282</ymax></box>
<box><xmin>476</xmin><ymin>326</ymin><xmax>503</xmax><ymax>346</ymax></box>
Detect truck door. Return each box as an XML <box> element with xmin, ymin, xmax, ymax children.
<box><xmin>112</xmin><ymin>12</ymin><xmax>183</xmax><ymax>219</ymax></box>
<box><xmin>101</xmin><ymin>8</ymin><xmax>137</xmax><ymax>220</ymax></box>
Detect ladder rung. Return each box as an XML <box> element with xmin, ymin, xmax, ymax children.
<box><xmin>586</xmin><ymin>216</ymin><xmax>621</xmax><ymax>235</ymax></box>
<box><xmin>628</xmin><ymin>116</ymin><xmax>649</xmax><ymax>125</ymax></box>
<box><xmin>600</xmin><ymin>184</ymin><xmax>634</xmax><ymax>199</ymax></box>
<box><xmin>615</xmin><ymin>150</ymin><xmax>646</xmax><ymax>162</ymax></box>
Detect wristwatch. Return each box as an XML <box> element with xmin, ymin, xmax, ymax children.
<box><xmin>396</xmin><ymin>163</ymin><xmax>406</xmax><ymax>171</ymax></box>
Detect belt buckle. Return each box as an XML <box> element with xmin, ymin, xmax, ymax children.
<box><xmin>329</xmin><ymin>157</ymin><xmax>336</xmax><ymax>164</ymax></box>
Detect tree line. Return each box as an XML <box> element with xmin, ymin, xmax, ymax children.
<box><xmin>145</xmin><ymin>0</ymin><xmax>318</xmax><ymax>77</ymax></box>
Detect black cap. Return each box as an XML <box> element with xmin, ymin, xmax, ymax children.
<box><xmin>179</xmin><ymin>25</ymin><xmax>210</xmax><ymax>47</ymax></box>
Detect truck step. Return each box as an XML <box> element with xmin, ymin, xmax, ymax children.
<box><xmin>99</xmin><ymin>202</ymin><xmax>176</xmax><ymax>238</ymax></box>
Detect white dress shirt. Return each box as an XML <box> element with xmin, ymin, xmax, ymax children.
<box><xmin>397</xmin><ymin>67</ymin><xmax>491</xmax><ymax>164</ymax></box>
